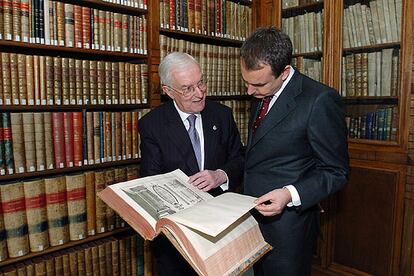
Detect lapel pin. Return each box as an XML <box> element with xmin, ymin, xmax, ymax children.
<box><xmin>213</xmin><ymin>125</ymin><xmax>217</xmax><ymax>131</ymax></box>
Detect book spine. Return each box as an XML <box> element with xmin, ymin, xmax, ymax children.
<box><xmin>65</xmin><ymin>173</ymin><xmax>86</xmax><ymax>241</ymax></box>
<box><xmin>63</xmin><ymin>112</ymin><xmax>74</xmax><ymax>168</ymax></box>
<box><xmin>10</xmin><ymin>112</ymin><xmax>26</xmax><ymax>173</ymax></box>
<box><xmin>17</xmin><ymin>54</ymin><xmax>27</xmax><ymax>105</ymax></box>
<box><xmin>105</xmin><ymin>240</ymin><xmax>113</xmax><ymax>275</ymax></box>
<box><xmin>43</xmin><ymin>112</ymin><xmax>54</xmax><ymax>169</ymax></box>
<box><xmin>75</xmin><ymin>59</ymin><xmax>83</xmax><ymax>104</ymax></box>
<box><xmin>68</xmin><ymin>57</ymin><xmax>76</xmax><ymax>105</ymax></box>
<box><xmin>0</xmin><ymin>191</ymin><xmax>8</xmax><ymax>261</ymax></box>
<box><xmin>82</xmin><ymin>60</ymin><xmax>90</xmax><ymax>105</ymax></box>
<box><xmin>22</xmin><ymin>112</ymin><xmax>36</xmax><ymax>172</ymax></box>
<box><xmin>74</xmin><ymin>5</ymin><xmax>82</xmax><ymax>48</ymax></box>
<box><xmin>1</xmin><ymin>182</ymin><xmax>30</xmax><ymax>257</ymax></box>
<box><xmin>10</xmin><ymin>53</ymin><xmax>19</xmax><ymax>105</ymax></box>
<box><xmin>26</xmin><ymin>55</ymin><xmax>35</xmax><ymax>105</ymax></box>
<box><xmin>98</xmin><ymin>241</ymin><xmax>106</xmax><ymax>275</ymax></box>
<box><xmin>105</xmin><ymin>169</ymin><xmax>115</xmax><ymax>231</ymax></box>
<box><xmin>94</xmin><ymin>170</ymin><xmax>106</xmax><ymax>233</ymax></box>
<box><xmin>76</xmin><ymin>246</ymin><xmax>85</xmax><ymax>275</ymax></box>
<box><xmin>53</xmin><ymin>56</ymin><xmax>62</xmax><ymax>105</ymax></box>
<box><xmin>52</xmin><ymin>112</ymin><xmax>65</xmax><ymax>168</ymax></box>
<box><xmin>111</xmin><ymin>239</ymin><xmax>119</xmax><ymax>275</ymax></box>
<box><xmin>23</xmin><ymin>179</ymin><xmax>49</xmax><ymax>252</ymax></box>
<box><xmin>44</xmin><ymin>176</ymin><xmax>69</xmax><ymax>246</ymax></box>
<box><xmin>81</xmin><ymin>7</ymin><xmax>91</xmax><ymax>49</ymax></box>
<box><xmin>72</xmin><ymin>112</ymin><xmax>83</xmax><ymax>167</ymax></box>
<box><xmin>84</xmin><ymin>171</ymin><xmax>96</xmax><ymax>236</ymax></box>
<box><xmin>2</xmin><ymin>53</ymin><xmax>11</xmax><ymax>105</ymax></box>
<box><xmin>61</xmin><ymin>57</ymin><xmax>70</xmax><ymax>105</ymax></box>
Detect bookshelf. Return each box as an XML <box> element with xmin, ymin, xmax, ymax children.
<box><xmin>270</xmin><ymin>0</ymin><xmax>414</xmax><ymax>275</ymax></box>
<box><xmin>0</xmin><ymin>0</ymin><xmax>151</xmax><ymax>274</ymax></box>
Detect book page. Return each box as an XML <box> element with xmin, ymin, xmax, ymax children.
<box><xmin>107</xmin><ymin>169</ymin><xmax>212</xmax><ymax>229</ymax></box>
<box><xmin>167</xmin><ymin>192</ymin><xmax>257</xmax><ymax>237</ymax></box>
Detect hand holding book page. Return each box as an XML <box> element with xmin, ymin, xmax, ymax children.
<box><xmin>98</xmin><ymin>169</ymin><xmax>272</xmax><ymax>276</ymax></box>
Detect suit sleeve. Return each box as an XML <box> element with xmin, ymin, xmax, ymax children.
<box><xmin>220</xmin><ymin>109</ymin><xmax>244</xmax><ymax>191</ymax></box>
<box><xmin>138</xmin><ymin>117</ymin><xmax>164</xmax><ymax>177</ymax></box>
<box><xmin>295</xmin><ymin>89</ymin><xmax>350</xmax><ymax>210</ymax></box>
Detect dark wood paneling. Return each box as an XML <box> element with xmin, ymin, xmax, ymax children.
<box><xmin>331</xmin><ymin>162</ymin><xmax>405</xmax><ymax>275</ymax></box>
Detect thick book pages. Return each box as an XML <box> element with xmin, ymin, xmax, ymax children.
<box><xmin>99</xmin><ymin>169</ymin><xmax>271</xmax><ymax>276</ymax></box>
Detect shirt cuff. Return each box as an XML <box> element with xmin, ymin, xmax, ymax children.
<box><xmin>284</xmin><ymin>185</ymin><xmax>301</xmax><ymax>207</ymax></box>
<box><xmin>217</xmin><ymin>169</ymin><xmax>229</xmax><ymax>191</ymax></box>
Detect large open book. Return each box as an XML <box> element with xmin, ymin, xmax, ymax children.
<box><xmin>98</xmin><ymin>169</ymin><xmax>272</xmax><ymax>276</ymax></box>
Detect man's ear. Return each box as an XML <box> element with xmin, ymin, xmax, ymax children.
<box><xmin>163</xmin><ymin>85</ymin><xmax>175</xmax><ymax>100</ymax></box>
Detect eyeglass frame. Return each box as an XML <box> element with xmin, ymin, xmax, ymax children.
<box><xmin>163</xmin><ymin>77</ymin><xmax>208</xmax><ymax>97</ymax></box>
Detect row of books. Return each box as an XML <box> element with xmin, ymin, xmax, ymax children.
<box><xmin>1</xmin><ymin>0</ymin><xmax>148</xmax><ymax>54</ymax></box>
<box><xmin>0</xmin><ymin>235</ymin><xmax>143</xmax><ymax>275</ymax></box>
<box><xmin>160</xmin><ymin>35</ymin><xmax>246</xmax><ymax>96</ymax></box>
<box><xmin>341</xmin><ymin>48</ymin><xmax>400</xmax><ymax>97</ymax></box>
<box><xmin>0</xmin><ymin>110</ymin><xmax>149</xmax><ymax>176</ymax></box>
<box><xmin>160</xmin><ymin>0</ymin><xmax>252</xmax><ymax>41</ymax></box>
<box><xmin>343</xmin><ymin>0</ymin><xmax>402</xmax><ymax>48</ymax></box>
<box><xmin>0</xmin><ymin>53</ymin><xmax>149</xmax><ymax>106</ymax></box>
<box><xmin>282</xmin><ymin>0</ymin><xmax>322</xmax><ymax>8</ymax></box>
<box><xmin>102</xmin><ymin>0</ymin><xmax>147</xmax><ymax>9</ymax></box>
<box><xmin>346</xmin><ymin>106</ymin><xmax>397</xmax><ymax>141</ymax></box>
<box><xmin>282</xmin><ymin>10</ymin><xmax>323</xmax><ymax>54</ymax></box>
<box><xmin>292</xmin><ymin>56</ymin><xmax>322</xmax><ymax>82</ymax></box>
<box><xmin>220</xmin><ymin>100</ymin><xmax>251</xmax><ymax>146</ymax></box>
<box><xmin>0</xmin><ymin>165</ymin><xmax>139</xmax><ymax>260</ymax></box>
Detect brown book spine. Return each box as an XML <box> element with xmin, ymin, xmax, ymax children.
<box><xmin>129</xmin><ymin>63</ymin><xmax>136</xmax><ymax>104</ymax></box>
<box><xmin>97</xmin><ymin>61</ymin><xmax>105</xmax><ymax>104</ymax></box>
<box><xmin>83</xmin><ymin>246</ymin><xmax>93</xmax><ymax>276</ymax></box>
<box><xmin>1</xmin><ymin>54</ymin><xmax>10</xmax><ymax>105</ymax></box>
<box><xmin>33</xmin><ymin>257</ymin><xmax>46</xmax><ymax>276</ymax></box>
<box><xmin>84</xmin><ymin>171</ymin><xmax>96</xmax><ymax>236</ymax></box>
<box><xmin>121</xmin><ymin>112</ymin><xmax>126</xmax><ymax>160</ymax></box>
<box><xmin>12</xmin><ymin>0</ymin><xmax>21</xmax><ymax>40</ymax></box>
<box><xmin>68</xmin><ymin>249</ymin><xmax>78</xmax><ymax>275</ymax></box>
<box><xmin>91</xmin><ymin>243</ymin><xmax>100</xmax><ymax>274</ymax></box>
<box><xmin>23</xmin><ymin>179</ymin><xmax>49</xmax><ymax>252</ymax></box>
<box><xmin>111</xmin><ymin>113</ymin><xmax>116</xmax><ymax>161</ymax></box>
<box><xmin>45</xmin><ymin>256</ymin><xmax>55</xmax><ymax>275</ymax></box>
<box><xmin>17</xmin><ymin>54</ymin><xmax>27</xmax><ymax>105</ymax></box>
<box><xmin>54</xmin><ymin>254</ymin><xmax>64</xmax><ymax>275</ymax></box>
<box><xmin>82</xmin><ymin>60</ymin><xmax>90</xmax><ymax>105</ymax></box>
<box><xmin>76</xmin><ymin>246</ymin><xmax>85</xmax><ymax>275</ymax></box>
<box><xmin>3</xmin><ymin>0</ymin><xmax>12</xmax><ymax>40</ymax></box>
<box><xmin>45</xmin><ymin>56</ymin><xmax>54</xmax><ymax>105</ymax></box>
<box><xmin>134</xmin><ymin>64</ymin><xmax>142</xmax><ymax>104</ymax></box>
<box><xmin>1</xmin><ymin>182</ymin><xmax>30</xmax><ymax>257</ymax></box>
<box><xmin>104</xmin><ymin>169</ymin><xmax>115</xmax><ymax>231</ymax></box>
<box><xmin>65</xmin><ymin>173</ymin><xmax>86</xmax><ymax>241</ymax></box>
<box><xmin>92</xmin><ymin>9</ymin><xmax>99</xmax><ymax>50</ymax></box>
<box><xmin>92</xmin><ymin>112</ymin><xmax>101</xmax><ymax>164</ymax></box>
<box><xmin>118</xmin><ymin>62</ymin><xmax>125</xmax><ymax>104</ymax></box>
<box><xmin>98</xmin><ymin>241</ymin><xmax>106</xmax><ymax>275</ymax></box>
<box><xmin>127</xmin><ymin>165</ymin><xmax>139</xmax><ymax>180</ymax></box>
<box><xmin>111</xmin><ymin>239</ymin><xmax>119</xmax><ymax>276</ymax></box>
<box><xmin>72</xmin><ymin>112</ymin><xmax>83</xmax><ymax>167</ymax></box>
<box><xmin>94</xmin><ymin>170</ymin><xmax>106</xmax><ymax>233</ymax></box>
<box><xmin>141</xmin><ymin>64</ymin><xmax>148</xmax><ymax>104</ymax></box>
<box><xmin>62</xmin><ymin>252</ymin><xmax>70</xmax><ymax>276</ymax></box>
<box><xmin>53</xmin><ymin>57</ymin><xmax>62</xmax><ymax>105</ymax></box>
<box><xmin>26</xmin><ymin>55</ymin><xmax>35</xmax><ymax>105</ymax></box>
<box><xmin>38</xmin><ymin>55</ymin><xmax>46</xmax><ymax>105</ymax></box>
<box><xmin>43</xmin><ymin>112</ymin><xmax>54</xmax><ymax>170</ymax></box>
<box><xmin>114</xmin><ymin>13</ymin><xmax>122</xmax><ymax>52</ymax></box>
<box><xmin>0</xmin><ymin>193</ymin><xmax>8</xmax><ymax>261</ymax></box>
<box><xmin>104</xmin><ymin>61</ymin><xmax>112</xmax><ymax>104</ymax></box>
<box><xmin>131</xmin><ymin>236</ymin><xmax>138</xmax><ymax>276</ymax></box>
<box><xmin>61</xmin><ymin>57</ymin><xmax>70</xmax><ymax>105</ymax></box>
<box><xmin>104</xmin><ymin>240</ymin><xmax>112</xmax><ymax>275</ymax></box>
<box><xmin>81</xmin><ymin>7</ymin><xmax>91</xmax><ymax>49</ymax></box>
<box><xmin>132</xmin><ymin>111</ymin><xmax>138</xmax><ymax>159</ymax></box>
<box><xmin>44</xmin><ymin>176</ymin><xmax>69</xmax><ymax>246</ymax></box>
<box><xmin>119</xmin><ymin>238</ymin><xmax>126</xmax><ymax>276</ymax></box>
<box><xmin>125</xmin><ymin>237</ymin><xmax>131</xmax><ymax>275</ymax></box>
<box><xmin>52</xmin><ymin>112</ymin><xmax>65</xmax><ymax>169</ymax></box>
<box><xmin>10</xmin><ymin>112</ymin><xmax>26</xmax><ymax>173</ymax></box>
<box><xmin>22</xmin><ymin>112</ymin><xmax>36</xmax><ymax>172</ymax></box>
<box><xmin>112</xmin><ymin>62</ymin><xmax>119</xmax><ymax>104</ymax></box>
<box><xmin>68</xmin><ymin>58</ymin><xmax>76</xmax><ymax>105</ymax></box>
<box><xmin>125</xmin><ymin>112</ymin><xmax>132</xmax><ymax>159</ymax></box>
<box><xmin>64</xmin><ymin>3</ymin><xmax>74</xmax><ymax>47</ymax></box>
<box><xmin>121</xmin><ymin>14</ymin><xmax>128</xmax><ymax>52</ymax></box>
<box><xmin>75</xmin><ymin>59</ymin><xmax>83</xmax><ymax>104</ymax></box>
<box><xmin>10</xmin><ymin>53</ymin><xmax>19</xmax><ymax>105</ymax></box>
<box><xmin>89</xmin><ymin>60</ymin><xmax>98</xmax><ymax>105</ymax></box>
<box><xmin>73</xmin><ymin>5</ymin><xmax>82</xmax><ymax>48</ymax></box>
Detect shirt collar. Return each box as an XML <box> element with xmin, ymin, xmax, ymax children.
<box><xmin>173</xmin><ymin>101</ymin><xmax>201</xmax><ymax>123</ymax></box>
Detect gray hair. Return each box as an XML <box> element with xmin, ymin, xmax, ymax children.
<box><xmin>159</xmin><ymin>52</ymin><xmax>200</xmax><ymax>86</ymax></box>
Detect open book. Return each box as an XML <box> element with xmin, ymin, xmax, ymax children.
<box><xmin>98</xmin><ymin>169</ymin><xmax>272</xmax><ymax>276</ymax></box>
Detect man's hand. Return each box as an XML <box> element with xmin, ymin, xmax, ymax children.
<box><xmin>254</xmin><ymin>188</ymin><xmax>292</xmax><ymax>216</ymax></box>
<box><xmin>188</xmin><ymin>170</ymin><xmax>226</xmax><ymax>192</ymax></box>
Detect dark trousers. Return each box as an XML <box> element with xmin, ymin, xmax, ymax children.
<box><xmin>150</xmin><ymin>234</ymin><xmax>197</xmax><ymax>276</ymax></box>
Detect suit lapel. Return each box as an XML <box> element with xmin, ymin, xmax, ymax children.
<box><xmin>164</xmin><ymin>101</ymin><xmax>199</xmax><ymax>173</ymax></box>
<box><xmin>247</xmin><ymin>71</ymin><xmax>303</xmax><ymax>152</ymax></box>
<box><xmin>201</xmin><ymin>102</ymin><xmax>219</xmax><ymax>169</ymax></box>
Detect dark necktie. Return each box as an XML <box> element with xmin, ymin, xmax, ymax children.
<box><xmin>253</xmin><ymin>96</ymin><xmax>273</xmax><ymax>134</ymax></box>
<box><xmin>187</xmin><ymin>114</ymin><xmax>202</xmax><ymax>170</ymax></box>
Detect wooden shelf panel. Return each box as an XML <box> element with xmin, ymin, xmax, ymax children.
<box><xmin>282</xmin><ymin>2</ymin><xmax>324</xmax><ymax>17</ymax></box>
<box><xmin>58</xmin><ymin>0</ymin><xmax>147</xmax><ymax>15</ymax></box>
<box><xmin>160</xmin><ymin>29</ymin><xmax>244</xmax><ymax>47</ymax></box>
<box><xmin>292</xmin><ymin>51</ymin><xmax>323</xmax><ymax>58</ymax></box>
<box><xmin>160</xmin><ymin>94</ymin><xmax>251</xmax><ymax>102</ymax></box>
<box><xmin>0</xmin><ymin>104</ymin><xmax>150</xmax><ymax>112</ymax></box>
<box><xmin>0</xmin><ymin>159</ymin><xmax>140</xmax><ymax>182</ymax></box>
<box><xmin>0</xmin><ymin>40</ymin><xmax>148</xmax><ymax>61</ymax></box>
<box><xmin>343</xmin><ymin>42</ymin><xmax>401</xmax><ymax>54</ymax></box>
<box><xmin>0</xmin><ymin>228</ymin><xmax>134</xmax><ymax>268</ymax></box>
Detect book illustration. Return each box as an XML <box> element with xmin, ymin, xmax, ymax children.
<box><xmin>122</xmin><ymin>178</ymin><xmax>204</xmax><ymax>221</ymax></box>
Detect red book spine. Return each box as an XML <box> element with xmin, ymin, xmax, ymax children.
<box><xmin>63</xmin><ymin>112</ymin><xmax>74</xmax><ymax>167</ymax></box>
<box><xmin>74</xmin><ymin>5</ymin><xmax>83</xmax><ymax>48</ymax></box>
<box><xmin>52</xmin><ymin>112</ymin><xmax>65</xmax><ymax>169</ymax></box>
<box><xmin>169</xmin><ymin>0</ymin><xmax>176</xmax><ymax>30</ymax></box>
<box><xmin>72</xmin><ymin>112</ymin><xmax>83</xmax><ymax>167</ymax></box>
<box><xmin>81</xmin><ymin>7</ymin><xmax>91</xmax><ymax>49</ymax></box>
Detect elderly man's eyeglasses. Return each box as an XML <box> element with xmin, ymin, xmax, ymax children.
<box><xmin>165</xmin><ymin>78</ymin><xmax>208</xmax><ymax>97</ymax></box>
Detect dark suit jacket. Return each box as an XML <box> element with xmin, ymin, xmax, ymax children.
<box><xmin>139</xmin><ymin>99</ymin><xmax>244</xmax><ymax>194</ymax></box>
<box><xmin>244</xmin><ymin>70</ymin><xmax>349</xmax><ymax>275</ymax></box>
